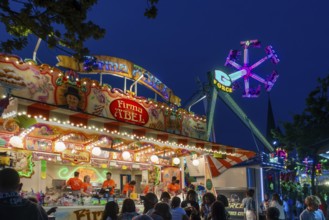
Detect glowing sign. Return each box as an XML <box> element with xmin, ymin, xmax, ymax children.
<box><xmin>110</xmin><ymin>99</ymin><xmax>149</xmax><ymax>126</ymax></box>
<box><xmin>61</xmin><ymin>149</ymin><xmax>90</xmax><ymax>164</ymax></box>
<box><xmin>58</xmin><ymin>166</ymin><xmax>107</xmax><ymax>183</ymax></box>
<box><xmin>212</xmin><ymin>70</ymin><xmax>233</xmax><ymax>93</ymax></box>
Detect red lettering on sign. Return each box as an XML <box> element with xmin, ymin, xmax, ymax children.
<box><xmin>110</xmin><ymin>99</ymin><xmax>149</xmax><ymax>126</ymax></box>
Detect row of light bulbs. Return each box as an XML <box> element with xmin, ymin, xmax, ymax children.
<box><xmin>15</xmin><ymin>111</ymin><xmax>234</xmax><ymax>156</ymax></box>
<box><xmin>53</xmin><ymin>142</ymin><xmax>201</xmax><ymax>166</ymax></box>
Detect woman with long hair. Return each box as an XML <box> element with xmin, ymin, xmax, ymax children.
<box><xmin>160</xmin><ymin>191</ymin><xmax>171</xmax><ymax>204</ymax></box>
<box><xmin>181</xmin><ymin>189</ymin><xmax>200</xmax><ymax>217</ymax></box>
<box><xmin>150</xmin><ymin>202</ymin><xmax>172</xmax><ymax>220</ymax></box>
<box><xmin>118</xmin><ymin>198</ymin><xmax>139</xmax><ymax>220</ymax></box>
<box><xmin>269</xmin><ymin>193</ymin><xmax>285</xmax><ymax>220</ymax></box>
<box><xmin>208</xmin><ymin>201</ymin><xmax>227</xmax><ymax>220</ymax></box>
<box><xmin>102</xmin><ymin>201</ymin><xmax>119</xmax><ymax>220</ymax></box>
<box><xmin>201</xmin><ymin>192</ymin><xmax>216</xmax><ymax>219</ymax></box>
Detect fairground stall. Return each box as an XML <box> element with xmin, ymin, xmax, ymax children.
<box><xmin>0</xmin><ymin>54</ymin><xmax>255</xmax><ymax>220</ymax></box>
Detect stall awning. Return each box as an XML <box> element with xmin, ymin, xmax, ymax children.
<box><xmin>12</xmin><ymin>98</ymin><xmax>255</xmax><ymax>158</ymax></box>
<box><xmin>206</xmin><ymin>151</ymin><xmax>255</xmax><ymax>177</ymax></box>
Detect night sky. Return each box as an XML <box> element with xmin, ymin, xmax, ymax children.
<box><xmin>1</xmin><ymin>0</ymin><xmax>329</xmax><ymax>152</ymax></box>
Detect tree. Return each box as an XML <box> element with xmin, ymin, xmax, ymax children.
<box><xmin>0</xmin><ymin>0</ymin><xmax>159</xmax><ymax>59</ymax></box>
<box><xmin>274</xmin><ymin>75</ymin><xmax>329</xmax><ymax>194</ymax></box>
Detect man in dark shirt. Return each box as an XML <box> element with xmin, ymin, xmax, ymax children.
<box><xmin>0</xmin><ymin>168</ymin><xmax>48</xmax><ymax>220</ymax></box>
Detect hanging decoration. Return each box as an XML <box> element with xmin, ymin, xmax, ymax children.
<box><xmin>41</xmin><ymin>160</ymin><xmax>47</xmax><ymax>179</ymax></box>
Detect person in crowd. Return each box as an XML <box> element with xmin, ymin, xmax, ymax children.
<box><xmin>132</xmin><ymin>215</ymin><xmax>153</xmax><ymax>220</ymax></box>
<box><xmin>217</xmin><ymin>194</ymin><xmax>230</xmax><ymax>220</ymax></box>
<box><xmin>181</xmin><ymin>189</ymin><xmax>200</xmax><ymax>217</ymax></box>
<box><xmin>261</xmin><ymin>194</ymin><xmax>271</xmax><ymax>213</ymax></box>
<box><xmin>81</xmin><ymin>175</ymin><xmax>93</xmax><ymax>196</ymax></box>
<box><xmin>316</xmin><ymin>194</ymin><xmax>328</xmax><ymax>217</ymax></box>
<box><xmin>122</xmin><ymin>180</ymin><xmax>136</xmax><ymax>196</ymax></box>
<box><xmin>102</xmin><ymin>172</ymin><xmax>116</xmax><ymax>196</ymax></box>
<box><xmin>171</xmin><ymin>196</ymin><xmax>189</xmax><ymax>220</ymax></box>
<box><xmin>175</xmin><ymin>179</ymin><xmax>182</xmax><ymax>195</ymax></box>
<box><xmin>63</xmin><ymin>171</ymin><xmax>82</xmax><ymax>194</ymax></box>
<box><xmin>208</xmin><ymin>201</ymin><xmax>227</xmax><ymax>220</ymax></box>
<box><xmin>201</xmin><ymin>192</ymin><xmax>216</xmax><ymax>219</ymax></box>
<box><xmin>266</xmin><ymin>207</ymin><xmax>280</xmax><ymax>220</ymax></box>
<box><xmin>102</xmin><ymin>201</ymin><xmax>119</xmax><ymax>220</ymax></box>
<box><xmin>141</xmin><ymin>192</ymin><xmax>158</xmax><ymax>215</ymax></box>
<box><xmin>118</xmin><ymin>198</ymin><xmax>139</xmax><ymax>220</ymax></box>
<box><xmin>282</xmin><ymin>196</ymin><xmax>289</xmax><ymax>220</ymax></box>
<box><xmin>295</xmin><ymin>197</ymin><xmax>303</xmax><ymax>219</ymax></box>
<box><xmin>188</xmin><ymin>183</ymin><xmax>196</xmax><ymax>191</ymax></box>
<box><xmin>150</xmin><ymin>202</ymin><xmax>172</xmax><ymax>220</ymax></box>
<box><xmin>287</xmin><ymin>196</ymin><xmax>294</xmax><ymax>220</ymax></box>
<box><xmin>160</xmin><ymin>191</ymin><xmax>171</xmax><ymax>205</ymax></box>
<box><xmin>270</xmin><ymin>193</ymin><xmax>285</xmax><ymax>220</ymax></box>
<box><xmin>167</xmin><ymin>176</ymin><xmax>179</xmax><ymax>196</ymax></box>
<box><xmin>0</xmin><ymin>168</ymin><xmax>48</xmax><ymax>220</ymax></box>
<box><xmin>242</xmin><ymin>189</ymin><xmax>256</xmax><ymax>220</ymax></box>
<box><xmin>300</xmin><ymin>195</ymin><xmax>325</xmax><ymax>220</ymax></box>
<box><xmin>28</xmin><ymin>196</ymin><xmax>57</xmax><ymax>216</ymax></box>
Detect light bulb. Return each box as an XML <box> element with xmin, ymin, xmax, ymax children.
<box><xmin>173</xmin><ymin>157</ymin><xmax>180</xmax><ymax>165</ymax></box>
<box><xmin>122</xmin><ymin>151</ymin><xmax>131</xmax><ymax>160</ymax></box>
<box><xmin>192</xmin><ymin>159</ymin><xmax>200</xmax><ymax>166</ymax></box>
<box><xmin>150</xmin><ymin>155</ymin><xmax>159</xmax><ymax>163</ymax></box>
<box><xmin>54</xmin><ymin>141</ymin><xmax>66</xmax><ymax>152</ymax></box>
<box><xmin>9</xmin><ymin>136</ymin><xmax>23</xmax><ymax>148</ymax></box>
<box><xmin>92</xmin><ymin>147</ymin><xmax>102</xmax><ymax>156</ymax></box>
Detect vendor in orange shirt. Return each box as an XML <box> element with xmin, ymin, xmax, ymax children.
<box><xmin>143</xmin><ymin>184</ymin><xmax>150</xmax><ymax>195</ymax></box>
<box><xmin>63</xmin><ymin>171</ymin><xmax>82</xmax><ymax>194</ymax></box>
<box><xmin>102</xmin><ymin>172</ymin><xmax>116</xmax><ymax>195</ymax></box>
<box><xmin>81</xmin><ymin>175</ymin><xmax>93</xmax><ymax>197</ymax></box>
<box><xmin>167</xmin><ymin>176</ymin><xmax>180</xmax><ymax>196</ymax></box>
<box><xmin>122</xmin><ymin>180</ymin><xmax>136</xmax><ymax>196</ymax></box>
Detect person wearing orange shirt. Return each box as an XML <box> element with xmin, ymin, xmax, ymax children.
<box><xmin>63</xmin><ymin>171</ymin><xmax>82</xmax><ymax>195</ymax></box>
<box><xmin>102</xmin><ymin>172</ymin><xmax>116</xmax><ymax>195</ymax></box>
<box><xmin>143</xmin><ymin>184</ymin><xmax>150</xmax><ymax>195</ymax></box>
<box><xmin>167</xmin><ymin>176</ymin><xmax>179</xmax><ymax>196</ymax></box>
<box><xmin>175</xmin><ymin>179</ymin><xmax>182</xmax><ymax>194</ymax></box>
<box><xmin>81</xmin><ymin>175</ymin><xmax>93</xmax><ymax>197</ymax></box>
<box><xmin>122</xmin><ymin>180</ymin><xmax>136</xmax><ymax>196</ymax></box>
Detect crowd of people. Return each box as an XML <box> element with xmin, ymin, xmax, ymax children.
<box><xmin>1</xmin><ymin>168</ymin><xmax>329</xmax><ymax>220</ymax></box>
<box><xmin>259</xmin><ymin>191</ymin><xmax>328</xmax><ymax>220</ymax></box>
<box><xmin>101</xmin><ymin>190</ymin><xmax>231</xmax><ymax>220</ymax></box>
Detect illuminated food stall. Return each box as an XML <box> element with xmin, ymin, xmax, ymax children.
<box><xmin>0</xmin><ymin>53</ymin><xmax>255</xmax><ymax>220</ymax></box>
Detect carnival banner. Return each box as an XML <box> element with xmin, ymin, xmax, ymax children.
<box><xmin>0</xmin><ymin>54</ymin><xmax>207</xmax><ymax>140</ymax></box>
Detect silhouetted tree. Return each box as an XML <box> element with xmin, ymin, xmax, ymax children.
<box><xmin>0</xmin><ymin>0</ymin><xmax>159</xmax><ymax>59</ymax></box>
<box><xmin>274</xmin><ymin>75</ymin><xmax>329</xmax><ymax>194</ymax></box>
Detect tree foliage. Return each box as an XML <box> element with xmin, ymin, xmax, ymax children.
<box><xmin>273</xmin><ymin>75</ymin><xmax>329</xmax><ymax>194</ymax></box>
<box><xmin>274</xmin><ymin>75</ymin><xmax>329</xmax><ymax>158</ymax></box>
<box><xmin>0</xmin><ymin>0</ymin><xmax>159</xmax><ymax>59</ymax></box>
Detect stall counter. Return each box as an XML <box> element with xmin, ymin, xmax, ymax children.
<box><xmin>44</xmin><ymin>204</ymin><xmax>145</xmax><ymax>220</ymax></box>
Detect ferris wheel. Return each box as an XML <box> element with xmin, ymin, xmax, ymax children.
<box><xmin>224</xmin><ymin>39</ymin><xmax>280</xmax><ymax>98</ymax></box>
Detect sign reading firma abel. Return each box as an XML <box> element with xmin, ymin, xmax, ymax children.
<box><xmin>110</xmin><ymin>99</ymin><xmax>149</xmax><ymax>126</ymax></box>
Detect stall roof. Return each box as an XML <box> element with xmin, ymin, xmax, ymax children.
<box><xmin>15</xmin><ymin>97</ymin><xmax>255</xmax><ymax>158</ymax></box>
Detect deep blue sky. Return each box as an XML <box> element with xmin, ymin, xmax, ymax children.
<box><xmin>2</xmin><ymin>0</ymin><xmax>329</xmax><ymax>152</ymax></box>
